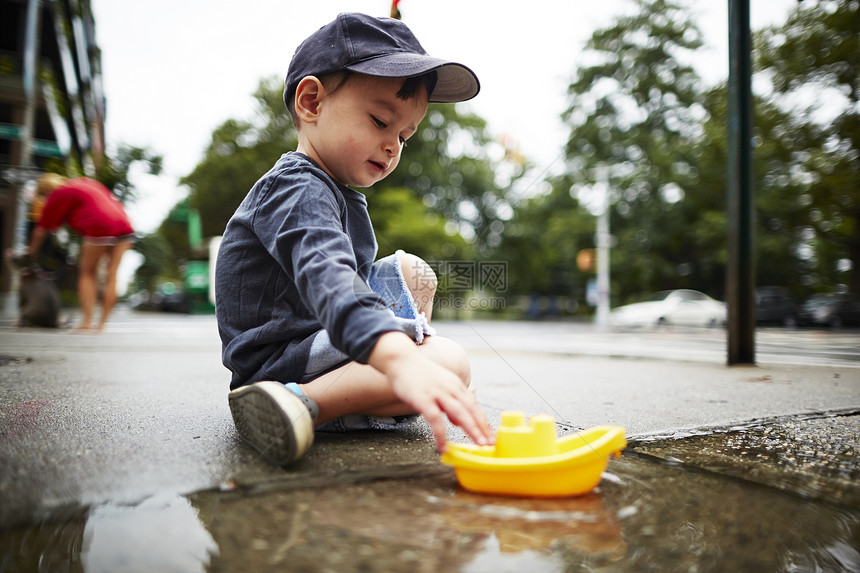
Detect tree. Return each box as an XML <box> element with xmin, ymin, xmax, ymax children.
<box><xmin>497</xmin><ymin>183</ymin><xmax>594</xmax><ymax>300</ymax></box>
<box><xmin>181</xmin><ymin>76</ymin><xmax>297</xmax><ymax>239</ymax></box>
<box><xmin>494</xmin><ymin>0</ymin><xmax>858</xmax><ymax>315</ymax></box>
<box><xmin>96</xmin><ymin>144</ymin><xmax>163</xmax><ymax>203</ymax></box>
<box><xmin>694</xmin><ymin>87</ymin><xmax>820</xmax><ymax>301</ymax></box>
<box><xmin>379</xmin><ymin>103</ymin><xmax>525</xmax><ymax>254</ymax></box>
<box><xmin>505</xmin><ymin>0</ymin><xmax>859</xmax><ymax>313</ymax></box>
<box><xmin>179</xmin><ymin>77</ymin><xmax>519</xmax><ymax>254</ymax></box>
<box><xmin>131</xmin><ymin>233</ymin><xmax>175</xmax><ymax>292</ymax></box>
<box><xmin>756</xmin><ymin>0</ymin><xmax>860</xmax><ymax>293</ymax></box>
<box><xmin>367</xmin><ymin>186</ymin><xmax>471</xmax><ymax>261</ymax></box>
<box><xmin>557</xmin><ymin>0</ymin><xmax>709</xmax><ymax>305</ymax></box>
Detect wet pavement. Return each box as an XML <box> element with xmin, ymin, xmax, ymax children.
<box><xmin>631</xmin><ymin>411</ymin><xmax>860</xmax><ymax>507</ymax></box>
<box><xmin>1</xmin><ymin>307</ymin><xmax>858</xmax><ymax>571</ymax></box>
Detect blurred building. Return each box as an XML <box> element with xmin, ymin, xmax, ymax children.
<box><xmin>0</xmin><ymin>0</ymin><xmax>105</xmax><ymax>292</ymax></box>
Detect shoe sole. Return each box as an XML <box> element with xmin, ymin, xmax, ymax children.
<box><xmin>228</xmin><ymin>381</ymin><xmax>314</xmax><ymax>466</ymax></box>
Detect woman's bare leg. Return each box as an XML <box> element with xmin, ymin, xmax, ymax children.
<box><xmin>77</xmin><ymin>243</ymin><xmax>108</xmax><ymax>330</ymax></box>
<box><xmin>97</xmin><ymin>239</ymin><xmax>133</xmax><ymax>331</ymax></box>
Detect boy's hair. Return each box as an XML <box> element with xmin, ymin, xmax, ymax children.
<box><xmin>286</xmin><ymin>70</ymin><xmax>438</xmax><ymax>127</ymax></box>
<box><xmin>283</xmin><ymin>13</ymin><xmax>478</xmax><ymax>114</ymax></box>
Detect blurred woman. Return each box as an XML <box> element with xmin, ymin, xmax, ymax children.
<box><xmin>27</xmin><ymin>173</ymin><xmax>135</xmax><ymax>332</ymax></box>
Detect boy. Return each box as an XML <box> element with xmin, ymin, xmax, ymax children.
<box><xmin>216</xmin><ymin>13</ymin><xmax>494</xmax><ymax>466</ymax></box>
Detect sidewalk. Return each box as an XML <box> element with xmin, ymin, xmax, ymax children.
<box><xmin>1</xmin><ymin>309</ymin><xmax>858</xmax><ymax>571</ymax></box>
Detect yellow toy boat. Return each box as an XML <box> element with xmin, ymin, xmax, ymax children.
<box><xmin>441</xmin><ymin>411</ymin><xmax>626</xmax><ymax>497</ymax></box>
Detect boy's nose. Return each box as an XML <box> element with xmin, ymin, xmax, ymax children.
<box><xmin>383</xmin><ymin>136</ymin><xmax>400</xmax><ymax>156</ymax></box>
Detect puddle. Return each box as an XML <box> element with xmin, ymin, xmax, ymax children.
<box><xmin>0</xmin><ymin>494</ymin><xmax>218</xmax><ymax>573</ymax></box>
<box><xmin>601</xmin><ymin>456</ymin><xmax>859</xmax><ymax>571</ymax></box>
<box><xmin>0</xmin><ymin>355</ymin><xmax>32</xmax><ymax>367</ymax></box>
<box><xmin>1</xmin><ymin>417</ymin><xmax>858</xmax><ymax>572</ymax></box>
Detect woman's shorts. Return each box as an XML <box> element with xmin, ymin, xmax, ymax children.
<box><xmin>82</xmin><ymin>233</ymin><xmax>137</xmax><ymax>247</ymax></box>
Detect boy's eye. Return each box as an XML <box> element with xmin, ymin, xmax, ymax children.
<box><xmin>373</xmin><ymin>116</ymin><xmax>407</xmax><ymax>147</ymax></box>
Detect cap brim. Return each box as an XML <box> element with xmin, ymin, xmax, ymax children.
<box><xmin>345</xmin><ymin>53</ymin><xmax>480</xmax><ymax>103</ymax></box>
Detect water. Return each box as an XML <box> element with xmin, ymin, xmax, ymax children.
<box><xmin>0</xmin><ymin>494</ymin><xmax>218</xmax><ymax>573</ymax></box>
<box><xmin>2</xmin><ymin>417</ymin><xmax>858</xmax><ymax>572</ymax></box>
<box><xmin>597</xmin><ymin>456</ymin><xmax>859</xmax><ymax>572</ymax></box>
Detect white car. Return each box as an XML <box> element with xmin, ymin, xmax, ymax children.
<box><xmin>609</xmin><ymin>289</ymin><xmax>727</xmax><ymax>329</ymax></box>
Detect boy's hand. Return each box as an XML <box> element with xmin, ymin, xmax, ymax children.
<box><xmin>390</xmin><ymin>356</ymin><xmax>494</xmax><ymax>452</ymax></box>
<box><xmin>370</xmin><ymin>332</ymin><xmax>494</xmax><ymax>452</ymax></box>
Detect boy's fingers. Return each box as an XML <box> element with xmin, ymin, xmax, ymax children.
<box><xmin>466</xmin><ymin>396</ymin><xmax>494</xmax><ymax>442</ymax></box>
<box><xmin>420</xmin><ymin>395</ymin><xmax>483</xmax><ymax>452</ymax></box>
<box><xmin>408</xmin><ymin>373</ymin><xmax>494</xmax><ymax>451</ymax></box>
<box><xmin>420</xmin><ymin>406</ymin><xmax>449</xmax><ymax>452</ymax></box>
<box><xmin>453</xmin><ymin>386</ymin><xmax>494</xmax><ymax>443</ymax></box>
<box><xmin>438</xmin><ymin>392</ymin><xmax>493</xmax><ymax>447</ymax></box>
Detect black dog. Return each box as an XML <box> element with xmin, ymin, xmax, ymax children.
<box><xmin>5</xmin><ymin>250</ymin><xmax>61</xmax><ymax>328</ymax></box>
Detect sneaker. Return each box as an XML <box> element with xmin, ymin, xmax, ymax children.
<box><xmin>228</xmin><ymin>381</ymin><xmax>315</xmax><ymax>466</ymax></box>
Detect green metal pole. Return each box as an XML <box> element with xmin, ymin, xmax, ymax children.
<box><xmin>727</xmin><ymin>0</ymin><xmax>756</xmax><ymax>364</ymax></box>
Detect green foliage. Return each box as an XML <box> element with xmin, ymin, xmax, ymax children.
<box><xmin>132</xmin><ymin>233</ymin><xmax>178</xmax><ymax>291</ymax></box>
<box><xmin>378</xmin><ymin>103</ymin><xmax>525</xmax><ymax>254</ymax></box>
<box><xmin>177</xmin><ymin>77</ymin><xmax>519</xmax><ymax>251</ymax></box>
<box><xmin>368</xmin><ymin>186</ymin><xmax>471</xmax><ymax>262</ymax></box>
<box><xmin>96</xmin><ymin>144</ymin><xmax>163</xmax><ymax>203</ymax></box>
<box><xmin>757</xmin><ymin>0</ymin><xmax>858</xmax><ymax>97</ymax></box>
<box><xmin>553</xmin><ymin>0</ymin><xmax>709</xmax><ymax>305</ymax></box>
<box><xmin>756</xmin><ymin>0</ymin><xmax>860</xmax><ymax>293</ymax></box>
<box><xmin>498</xmin><ymin>0</ymin><xmax>858</xmax><ymax>313</ymax></box>
<box><xmin>497</xmin><ymin>182</ymin><xmax>593</xmax><ymax>298</ymax></box>
<box><xmin>135</xmin><ymin>0</ymin><xmax>858</xmax><ymax>312</ymax></box>
<box><xmin>181</xmin><ymin>76</ymin><xmax>297</xmax><ymax>238</ymax></box>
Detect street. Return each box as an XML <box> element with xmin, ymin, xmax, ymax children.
<box><xmin>437</xmin><ymin>318</ymin><xmax>860</xmax><ymax>366</ymax></box>
<box><xmin>1</xmin><ymin>307</ymin><xmax>858</xmax><ymax>571</ymax></box>
<box><xmin>71</xmin><ymin>306</ymin><xmax>860</xmax><ymax>365</ymax></box>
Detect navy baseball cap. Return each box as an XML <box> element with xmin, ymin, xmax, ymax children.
<box><xmin>284</xmin><ymin>13</ymin><xmax>480</xmax><ymax>109</ymax></box>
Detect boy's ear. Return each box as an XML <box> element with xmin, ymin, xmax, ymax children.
<box><xmin>294</xmin><ymin>76</ymin><xmax>324</xmax><ymax>123</ymax></box>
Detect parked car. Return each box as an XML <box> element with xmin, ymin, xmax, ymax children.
<box><xmin>609</xmin><ymin>289</ymin><xmax>727</xmax><ymax>329</ymax></box>
<box><xmin>799</xmin><ymin>292</ymin><xmax>860</xmax><ymax>328</ymax></box>
<box><xmin>755</xmin><ymin>286</ymin><xmax>798</xmax><ymax>327</ymax></box>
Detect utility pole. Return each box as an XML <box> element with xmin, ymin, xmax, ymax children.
<box><xmin>595</xmin><ymin>165</ymin><xmax>611</xmax><ymax>330</ymax></box>
<box><xmin>727</xmin><ymin>0</ymin><xmax>756</xmax><ymax>364</ymax></box>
